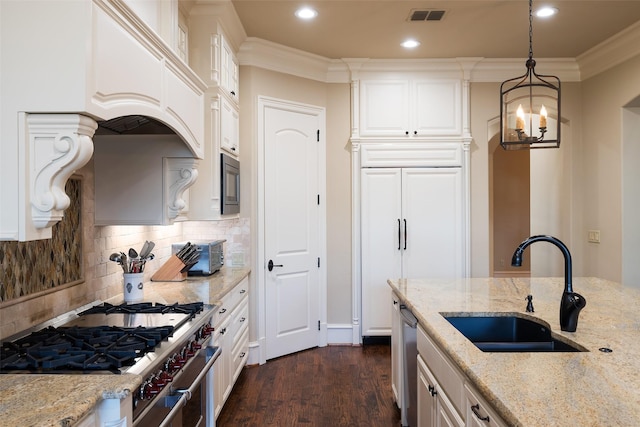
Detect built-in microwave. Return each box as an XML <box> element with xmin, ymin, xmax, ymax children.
<box><xmin>221</xmin><ymin>153</ymin><xmax>240</xmax><ymax>214</ymax></box>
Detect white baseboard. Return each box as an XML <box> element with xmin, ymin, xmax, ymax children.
<box><xmin>327</xmin><ymin>323</ymin><xmax>356</xmax><ymax>345</ymax></box>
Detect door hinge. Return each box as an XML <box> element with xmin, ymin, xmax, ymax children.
<box><xmin>317</xmin><ymin>257</ymin><xmax>320</xmax><ymax>268</ymax></box>
<box><xmin>318</xmin><ymin>320</ymin><xmax>321</xmax><ymax>331</ymax></box>
<box><xmin>317</xmin><ymin>129</ymin><xmax>320</xmax><ymax>142</ymax></box>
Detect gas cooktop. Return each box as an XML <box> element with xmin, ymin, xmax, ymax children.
<box><xmin>0</xmin><ymin>301</ymin><xmax>209</xmax><ymax>374</ymax></box>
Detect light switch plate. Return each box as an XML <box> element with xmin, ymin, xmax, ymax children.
<box><xmin>588</xmin><ymin>230</ymin><xmax>601</xmax><ymax>243</ymax></box>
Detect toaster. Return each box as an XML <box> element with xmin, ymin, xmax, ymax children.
<box><xmin>171</xmin><ymin>240</ymin><xmax>226</xmax><ymax>276</ymax></box>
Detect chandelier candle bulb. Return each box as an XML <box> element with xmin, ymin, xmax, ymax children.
<box><xmin>540</xmin><ymin>105</ymin><xmax>547</xmax><ymax>128</ymax></box>
<box><xmin>516</xmin><ymin>105</ymin><xmax>525</xmax><ymax>130</ymax></box>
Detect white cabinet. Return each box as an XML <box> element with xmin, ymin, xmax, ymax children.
<box><xmin>391</xmin><ymin>292</ymin><xmax>403</xmax><ymax>407</ymax></box>
<box><xmin>212</xmin><ymin>276</ymin><xmax>249</xmax><ymax>419</ymax></box>
<box><xmin>361</xmin><ymin>167</ymin><xmax>463</xmax><ymax>336</ymax></box>
<box><xmin>418</xmin><ymin>354</ymin><xmax>464</xmax><ymax>427</ymax></box>
<box><xmin>185</xmin><ymin>16</ymin><xmax>240</xmax><ymax>220</ymax></box>
<box><xmin>76</xmin><ymin>394</ymin><xmax>132</xmax><ymax>427</ymax></box>
<box><xmin>465</xmin><ymin>385</ymin><xmax>506</xmax><ymax>427</ymax></box>
<box><xmin>220</xmin><ymin>96</ymin><xmax>240</xmax><ymax>155</ymax></box>
<box><xmin>358</xmin><ymin>78</ymin><xmax>462</xmax><ymax>138</ymax></box>
<box><xmin>220</xmin><ymin>34</ymin><xmax>239</xmax><ymax>103</ymax></box>
<box><xmin>415</xmin><ymin>324</ymin><xmax>507</xmax><ymax>427</ymax></box>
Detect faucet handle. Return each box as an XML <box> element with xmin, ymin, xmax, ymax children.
<box><xmin>525</xmin><ymin>294</ymin><xmax>535</xmax><ymax>313</ymax></box>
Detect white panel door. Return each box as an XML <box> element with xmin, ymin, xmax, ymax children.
<box><xmin>361</xmin><ymin>168</ymin><xmax>403</xmax><ymax>336</ymax></box>
<box><xmin>264</xmin><ymin>104</ymin><xmax>321</xmax><ymax>360</ymax></box>
<box><xmin>402</xmin><ymin>168</ymin><xmax>463</xmax><ymax>279</ymax></box>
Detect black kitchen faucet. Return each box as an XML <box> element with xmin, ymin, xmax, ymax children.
<box><xmin>511</xmin><ymin>235</ymin><xmax>587</xmax><ymax>332</ymax></box>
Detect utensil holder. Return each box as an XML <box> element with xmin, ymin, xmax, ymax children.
<box><xmin>123</xmin><ymin>272</ymin><xmax>144</xmax><ymax>302</ymax></box>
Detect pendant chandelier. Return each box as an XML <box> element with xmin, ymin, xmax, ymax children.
<box><xmin>500</xmin><ymin>0</ymin><xmax>561</xmax><ymax>150</ymax></box>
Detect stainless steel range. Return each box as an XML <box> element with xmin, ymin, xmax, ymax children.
<box><xmin>0</xmin><ymin>301</ymin><xmax>220</xmax><ymax>427</ymax></box>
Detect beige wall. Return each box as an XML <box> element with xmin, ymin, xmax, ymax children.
<box><xmin>580</xmin><ymin>54</ymin><xmax>640</xmax><ymax>282</ymax></box>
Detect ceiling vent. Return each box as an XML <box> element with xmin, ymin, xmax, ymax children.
<box><xmin>408</xmin><ymin>9</ymin><xmax>446</xmax><ymax>22</ymax></box>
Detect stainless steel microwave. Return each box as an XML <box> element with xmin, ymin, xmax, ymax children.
<box><xmin>221</xmin><ymin>153</ymin><xmax>240</xmax><ymax>214</ymax></box>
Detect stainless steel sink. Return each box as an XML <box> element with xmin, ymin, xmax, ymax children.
<box><xmin>442</xmin><ymin>314</ymin><xmax>587</xmax><ymax>353</ymax></box>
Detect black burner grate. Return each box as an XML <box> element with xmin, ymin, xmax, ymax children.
<box><xmin>78</xmin><ymin>302</ymin><xmax>204</xmax><ymax>317</ymax></box>
<box><xmin>0</xmin><ymin>325</ymin><xmax>174</xmax><ymax>373</ymax></box>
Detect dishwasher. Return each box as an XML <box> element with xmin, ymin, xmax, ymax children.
<box><xmin>400</xmin><ymin>304</ymin><xmax>418</xmax><ymax>427</ymax></box>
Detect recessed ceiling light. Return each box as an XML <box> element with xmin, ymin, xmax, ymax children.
<box><xmin>536</xmin><ymin>6</ymin><xmax>558</xmax><ymax>18</ymax></box>
<box><xmin>401</xmin><ymin>39</ymin><xmax>420</xmax><ymax>49</ymax></box>
<box><xmin>295</xmin><ymin>7</ymin><xmax>318</xmax><ymax>20</ymax></box>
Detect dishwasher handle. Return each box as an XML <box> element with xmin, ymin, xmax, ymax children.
<box><xmin>400</xmin><ymin>305</ymin><xmax>418</xmax><ymax>328</ymax></box>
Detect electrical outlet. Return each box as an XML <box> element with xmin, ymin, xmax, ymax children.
<box><xmin>588</xmin><ymin>230</ymin><xmax>601</xmax><ymax>243</ymax></box>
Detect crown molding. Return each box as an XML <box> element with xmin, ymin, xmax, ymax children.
<box><xmin>238</xmin><ymin>21</ymin><xmax>640</xmax><ymax>84</ymax></box>
<box><xmin>577</xmin><ymin>20</ymin><xmax>640</xmax><ymax>81</ymax></box>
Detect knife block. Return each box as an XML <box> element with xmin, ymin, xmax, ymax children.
<box><xmin>151</xmin><ymin>255</ymin><xmax>187</xmax><ymax>282</ymax></box>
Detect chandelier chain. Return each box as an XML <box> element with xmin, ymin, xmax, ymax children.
<box><xmin>528</xmin><ymin>0</ymin><xmax>534</xmax><ymax>59</ymax></box>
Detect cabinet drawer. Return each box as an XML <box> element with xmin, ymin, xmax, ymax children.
<box><xmin>229</xmin><ymin>297</ymin><xmax>249</xmax><ymax>344</ymax></box>
<box><xmin>231</xmin><ymin>327</ymin><xmax>249</xmax><ymax>382</ymax></box>
<box><xmin>465</xmin><ymin>384</ymin><xmax>506</xmax><ymax>427</ymax></box>
<box><xmin>417</xmin><ymin>325</ymin><xmax>464</xmax><ymax>417</ymax></box>
<box><xmin>211</xmin><ymin>276</ymin><xmax>248</xmax><ymax>326</ymax></box>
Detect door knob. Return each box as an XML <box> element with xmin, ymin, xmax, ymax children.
<box><xmin>268</xmin><ymin>260</ymin><xmax>283</xmax><ymax>271</ymax></box>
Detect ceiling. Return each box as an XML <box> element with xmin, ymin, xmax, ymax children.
<box><xmin>230</xmin><ymin>0</ymin><xmax>640</xmax><ymax>60</ymax></box>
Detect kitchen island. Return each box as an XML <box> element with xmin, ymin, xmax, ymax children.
<box><xmin>0</xmin><ymin>267</ymin><xmax>250</xmax><ymax>427</ymax></box>
<box><xmin>389</xmin><ymin>276</ymin><xmax>640</xmax><ymax>426</ymax></box>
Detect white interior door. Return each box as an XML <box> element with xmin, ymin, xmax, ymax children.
<box><xmin>264</xmin><ymin>102</ymin><xmax>323</xmax><ymax>360</ymax></box>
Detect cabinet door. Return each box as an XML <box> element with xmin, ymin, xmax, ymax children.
<box><xmin>361</xmin><ymin>168</ymin><xmax>402</xmax><ymax>336</ymax></box>
<box><xmin>213</xmin><ymin>315</ymin><xmax>231</xmax><ymax>419</ymax></box>
<box><xmin>402</xmin><ymin>168</ymin><xmax>463</xmax><ymax>279</ymax></box>
<box><xmin>220</xmin><ymin>35</ymin><xmax>239</xmax><ymax>100</ymax></box>
<box><xmin>412</xmin><ymin>80</ymin><xmax>462</xmax><ymax>136</ymax></box>
<box><xmin>417</xmin><ymin>354</ymin><xmax>437</xmax><ymax>427</ymax></box>
<box><xmin>220</xmin><ymin>97</ymin><xmax>239</xmax><ymax>155</ymax></box>
<box><xmin>391</xmin><ymin>292</ymin><xmax>403</xmax><ymax>407</ymax></box>
<box><xmin>359</xmin><ymin>80</ymin><xmax>409</xmax><ymax>137</ymax></box>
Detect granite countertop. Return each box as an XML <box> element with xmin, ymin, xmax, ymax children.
<box><xmin>0</xmin><ymin>374</ymin><xmax>139</xmax><ymax>427</ymax></box>
<box><xmin>389</xmin><ymin>276</ymin><xmax>640</xmax><ymax>426</ymax></box>
<box><xmin>0</xmin><ymin>267</ymin><xmax>250</xmax><ymax>427</ymax></box>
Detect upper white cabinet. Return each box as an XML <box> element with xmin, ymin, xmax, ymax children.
<box><xmin>186</xmin><ymin>11</ymin><xmax>241</xmax><ymax>220</ymax></box>
<box><xmin>221</xmin><ymin>96</ymin><xmax>240</xmax><ymax>155</ymax></box>
<box><xmin>357</xmin><ymin>77</ymin><xmax>462</xmax><ymax>138</ymax></box>
<box><xmin>220</xmin><ymin>35</ymin><xmax>240</xmax><ymax>104</ymax></box>
<box><xmin>0</xmin><ymin>0</ymin><xmax>206</xmax><ymax>240</ymax></box>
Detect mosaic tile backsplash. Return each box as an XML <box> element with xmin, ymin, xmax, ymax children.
<box><xmin>0</xmin><ymin>179</ymin><xmax>83</xmax><ymax>303</ymax></box>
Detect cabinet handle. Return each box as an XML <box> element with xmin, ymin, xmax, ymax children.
<box><xmin>220</xmin><ymin>328</ymin><xmax>227</xmax><ymax>335</ymax></box>
<box><xmin>405</xmin><ymin>131</ymin><xmax>409</xmax><ymax>135</ymax></box>
<box><xmin>428</xmin><ymin>384</ymin><xmax>437</xmax><ymax>397</ymax></box>
<box><xmin>239</xmin><ymin>289</ymin><xmax>246</xmax><ymax>294</ymax></box>
<box><xmin>240</xmin><ymin>352</ymin><xmax>246</xmax><ymax>358</ymax></box>
<box><xmin>231</xmin><ymin>146</ymin><xmax>236</xmax><ymax>151</ymax></box>
<box><xmin>219</xmin><ymin>308</ymin><xmax>227</xmax><ymax>314</ymax></box>
<box><xmin>230</xmin><ymin>91</ymin><xmax>236</xmax><ymax>96</ymax></box>
<box><xmin>404</xmin><ymin>219</ymin><xmax>407</xmax><ymax>250</ymax></box>
<box><xmin>397</xmin><ymin>219</ymin><xmax>401</xmax><ymax>250</ymax></box>
<box><xmin>414</xmin><ymin>130</ymin><xmax>417</xmax><ymax>135</ymax></box>
<box><xmin>471</xmin><ymin>404</ymin><xmax>490</xmax><ymax>423</ymax></box>
<box><xmin>240</xmin><ymin>317</ymin><xmax>246</xmax><ymax>322</ymax></box>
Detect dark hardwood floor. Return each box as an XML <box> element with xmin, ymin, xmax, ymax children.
<box><xmin>216</xmin><ymin>344</ymin><xmax>401</xmax><ymax>426</ymax></box>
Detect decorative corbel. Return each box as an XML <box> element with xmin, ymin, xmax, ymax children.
<box><xmin>165</xmin><ymin>157</ymin><xmax>199</xmax><ymax>220</ymax></box>
<box><xmin>26</xmin><ymin>114</ymin><xmax>97</xmax><ymax>230</ymax></box>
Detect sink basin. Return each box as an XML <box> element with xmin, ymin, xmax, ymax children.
<box><xmin>442</xmin><ymin>314</ymin><xmax>587</xmax><ymax>353</ymax></box>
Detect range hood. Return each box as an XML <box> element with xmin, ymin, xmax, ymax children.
<box><xmin>1</xmin><ymin>0</ymin><xmax>207</xmax><ymax>241</ymax></box>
